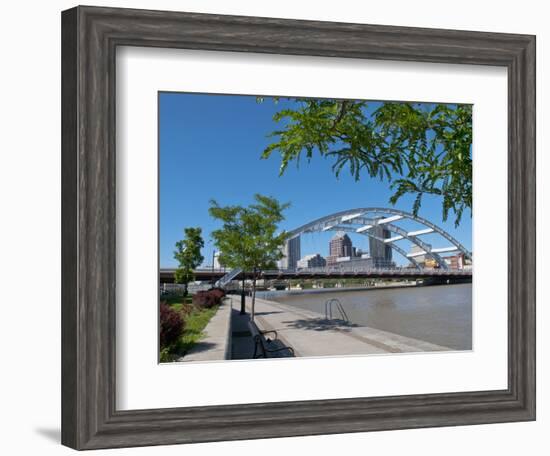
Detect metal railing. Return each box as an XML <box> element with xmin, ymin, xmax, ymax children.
<box><xmin>195</xmin><ymin>265</ymin><xmax>472</xmax><ymax>289</ymax></box>
<box><xmin>324</xmin><ymin>298</ymin><xmax>350</xmax><ymax>323</ymax></box>
<box><xmin>216</xmin><ymin>268</ymin><xmax>243</xmax><ymax>287</ymax></box>
<box><xmin>260</xmin><ymin>266</ymin><xmax>472</xmax><ymax>276</ymax></box>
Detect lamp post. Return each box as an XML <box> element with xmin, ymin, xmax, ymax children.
<box><xmin>211</xmin><ymin>249</ymin><xmax>216</xmax><ymax>287</ymax></box>
<box><xmin>240</xmin><ymin>275</ymin><xmax>246</xmax><ymax>315</ymax></box>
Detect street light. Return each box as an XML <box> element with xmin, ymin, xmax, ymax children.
<box><xmin>240</xmin><ymin>275</ymin><xmax>246</xmax><ymax>315</ymax></box>
<box><xmin>205</xmin><ymin>239</ymin><xmax>217</xmax><ymax>288</ymax></box>
<box><xmin>211</xmin><ymin>249</ymin><xmax>216</xmax><ymax>286</ymax></box>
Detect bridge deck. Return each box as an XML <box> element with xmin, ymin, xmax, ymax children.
<box><xmin>160</xmin><ymin>268</ymin><xmax>472</xmax><ymax>284</ymax></box>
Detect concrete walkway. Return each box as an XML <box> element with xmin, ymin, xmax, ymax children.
<box><xmin>230</xmin><ymin>297</ymin><xmax>256</xmax><ymax>360</ymax></box>
<box><xmin>178</xmin><ymin>294</ymin><xmax>449</xmax><ymax>362</ymax></box>
<box><xmin>177</xmin><ymin>297</ymin><xmax>232</xmax><ymax>362</ymax></box>
<box><xmin>230</xmin><ymin>295</ymin><xmax>294</xmax><ymax>359</ymax></box>
<box><xmin>249</xmin><ymin>296</ymin><xmax>450</xmax><ymax>357</ymax></box>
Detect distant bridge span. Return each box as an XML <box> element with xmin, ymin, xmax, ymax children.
<box><xmin>287</xmin><ymin>207</ymin><xmax>472</xmax><ymax>271</ymax></box>
<box><xmin>161</xmin><ymin>208</ymin><xmax>472</xmax><ymax>287</ymax></box>
<box><xmin>160</xmin><ymin>267</ymin><xmax>471</xmax><ymax>284</ymax></box>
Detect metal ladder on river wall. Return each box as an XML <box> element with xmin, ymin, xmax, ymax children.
<box><xmin>324</xmin><ymin>298</ymin><xmax>350</xmax><ymax>323</ymax></box>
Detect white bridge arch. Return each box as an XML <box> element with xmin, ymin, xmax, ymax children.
<box><xmin>286</xmin><ymin>207</ymin><xmax>472</xmax><ymax>271</ymax></box>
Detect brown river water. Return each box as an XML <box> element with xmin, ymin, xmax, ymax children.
<box><xmin>258</xmin><ymin>283</ymin><xmax>472</xmax><ymax>350</ymax></box>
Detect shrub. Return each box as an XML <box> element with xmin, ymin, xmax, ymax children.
<box><xmin>192</xmin><ymin>291</ymin><xmax>216</xmax><ymax>309</ymax></box>
<box><xmin>178</xmin><ymin>303</ymin><xmax>194</xmax><ymax>318</ymax></box>
<box><xmin>160</xmin><ymin>302</ymin><xmax>184</xmax><ymax>349</ymax></box>
<box><xmin>192</xmin><ymin>289</ymin><xmax>225</xmax><ymax>309</ymax></box>
<box><xmin>208</xmin><ymin>287</ymin><xmax>226</xmax><ymax>300</ymax></box>
<box><xmin>159</xmin><ymin>347</ymin><xmax>172</xmax><ymax>363</ymax></box>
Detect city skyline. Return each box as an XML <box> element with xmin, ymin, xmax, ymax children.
<box><xmin>159</xmin><ymin>92</ymin><xmax>472</xmax><ymax>268</ymax></box>
<box><xmin>294</xmin><ymin>235</ymin><xmax>468</xmax><ymax>271</ymax></box>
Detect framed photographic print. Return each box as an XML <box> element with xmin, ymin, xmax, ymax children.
<box><xmin>61</xmin><ymin>5</ymin><xmax>536</xmax><ymax>450</ymax></box>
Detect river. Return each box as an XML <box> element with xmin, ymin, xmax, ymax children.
<box><xmin>258</xmin><ymin>283</ymin><xmax>472</xmax><ymax>350</ymax></box>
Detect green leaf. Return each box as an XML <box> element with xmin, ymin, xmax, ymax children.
<box><xmin>261</xmin><ymin>99</ymin><xmax>472</xmax><ymax>225</ymax></box>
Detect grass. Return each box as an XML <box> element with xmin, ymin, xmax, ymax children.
<box><xmin>175</xmin><ymin>305</ymin><xmax>219</xmax><ymax>354</ymax></box>
<box><xmin>160</xmin><ymin>296</ymin><xmax>220</xmax><ymax>362</ymax></box>
<box><xmin>162</xmin><ymin>295</ymin><xmax>193</xmax><ymax>306</ymax></box>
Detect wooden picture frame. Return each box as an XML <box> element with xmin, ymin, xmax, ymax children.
<box><xmin>61</xmin><ymin>5</ymin><xmax>536</xmax><ymax>450</ymax></box>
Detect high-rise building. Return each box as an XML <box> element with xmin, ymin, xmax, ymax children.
<box><xmin>331</xmin><ymin>256</ymin><xmax>375</xmax><ymax>271</ymax></box>
<box><xmin>297</xmin><ymin>253</ymin><xmax>327</xmax><ymax>269</ymax></box>
<box><xmin>369</xmin><ymin>224</ymin><xmax>393</xmax><ymax>268</ymax></box>
<box><xmin>329</xmin><ymin>232</ymin><xmax>353</xmax><ymax>257</ymax></box>
<box><xmin>280</xmin><ymin>236</ymin><xmax>301</xmax><ymax>270</ymax></box>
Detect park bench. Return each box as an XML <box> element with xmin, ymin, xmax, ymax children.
<box><xmin>247</xmin><ymin>320</ymin><xmax>295</xmax><ymax>359</ymax></box>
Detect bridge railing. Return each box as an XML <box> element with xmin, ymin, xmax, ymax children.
<box><xmin>216</xmin><ymin>268</ymin><xmax>243</xmax><ymax>287</ymax></box>
<box><xmin>260</xmin><ymin>267</ymin><xmax>471</xmax><ymax>276</ymax></box>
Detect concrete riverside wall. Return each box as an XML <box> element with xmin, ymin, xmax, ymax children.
<box><xmin>178</xmin><ymin>296</ymin><xmax>233</xmax><ymax>362</ymax></box>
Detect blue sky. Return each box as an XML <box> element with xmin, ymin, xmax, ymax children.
<box><xmin>159</xmin><ymin>93</ymin><xmax>472</xmax><ymax>267</ymax></box>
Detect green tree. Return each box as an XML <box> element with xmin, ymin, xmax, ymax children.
<box><xmin>209</xmin><ymin>194</ymin><xmax>290</xmax><ymax>320</ymax></box>
<box><xmin>173</xmin><ymin>227</ymin><xmax>205</xmax><ymax>298</ymax></box>
<box><xmin>261</xmin><ymin>99</ymin><xmax>472</xmax><ymax>226</ymax></box>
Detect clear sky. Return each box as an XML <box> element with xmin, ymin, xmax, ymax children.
<box><xmin>159</xmin><ymin>92</ymin><xmax>472</xmax><ymax>268</ymax></box>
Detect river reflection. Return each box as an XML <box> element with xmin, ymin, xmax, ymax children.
<box><xmin>259</xmin><ymin>283</ymin><xmax>472</xmax><ymax>350</ymax></box>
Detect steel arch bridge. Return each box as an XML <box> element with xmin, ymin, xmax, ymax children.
<box><xmin>286</xmin><ymin>207</ymin><xmax>472</xmax><ymax>271</ymax></box>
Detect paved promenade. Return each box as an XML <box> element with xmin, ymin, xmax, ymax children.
<box><xmin>178</xmin><ymin>294</ymin><xmax>449</xmax><ymax>362</ymax></box>
<box><xmin>248</xmin><ymin>296</ymin><xmax>449</xmax><ymax>357</ymax></box>
<box><xmin>230</xmin><ymin>296</ymin><xmax>256</xmax><ymax>359</ymax></box>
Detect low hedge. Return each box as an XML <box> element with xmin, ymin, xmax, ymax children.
<box><xmin>192</xmin><ymin>288</ymin><xmax>226</xmax><ymax>309</ymax></box>
<box><xmin>159</xmin><ymin>302</ymin><xmax>184</xmax><ymax>349</ymax></box>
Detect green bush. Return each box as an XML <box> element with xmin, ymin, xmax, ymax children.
<box><xmin>159</xmin><ymin>302</ymin><xmax>184</xmax><ymax>349</ymax></box>
<box><xmin>192</xmin><ymin>289</ymin><xmax>225</xmax><ymax>309</ymax></box>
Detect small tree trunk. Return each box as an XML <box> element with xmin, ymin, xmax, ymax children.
<box><xmin>251</xmin><ymin>273</ymin><xmax>257</xmax><ymax>321</ymax></box>
<box><xmin>183</xmin><ymin>282</ymin><xmax>188</xmax><ymax>299</ymax></box>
